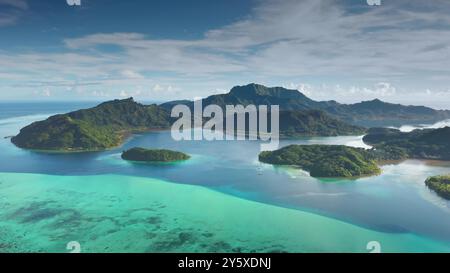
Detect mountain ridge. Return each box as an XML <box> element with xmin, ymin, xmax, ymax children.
<box><xmin>11</xmin><ymin>96</ymin><xmax>365</xmax><ymax>151</ymax></box>
<box><xmin>10</xmin><ymin>83</ymin><xmax>450</xmax><ymax>152</ymax></box>
<box><xmin>161</xmin><ymin>83</ymin><xmax>450</xmax><ymax>127</ymax></box>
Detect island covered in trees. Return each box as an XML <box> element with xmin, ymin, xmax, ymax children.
<box><xmin>121</xmin><ymin>147</ymin><xmax>190</xmax><ymax>163</ymax></box>
<box><xmin>9</xmin><ymin>83</ymin><xmax>450</xmax><ymax>181</ymax></box>
<box><xmin>260</xmin><ymin>126</ymin><xmax>450</xmax><ymax>178</ymax></box>
<box><xmin>12</xmin><ymin>83</ymin><xmax>450</xmax><ymax>152</ymax></box>
<box><xmin>11</xmin><ymin>98</ymin><xmax>171</xmax><ymax>152</ymax></box>
<box><xmin>259</xmin><ymin>145</ymin><xmax>381</xmax><ymax>178</ymax></box>
<box><xmin>425</xmin><ymin>175</ymin><xmax>450</xmax><ymax>200</ymax></box>
<box><xmin>11</xmin><ymin>85</ymin><xmax>373</xmax><ymax>152</ymax></box>
<box><xmin>278</xmin><ymin>110</ymin><xmax>366</xmax><ymax>137</ymax></box>
<box><xmin>363</xmin><ymin>127</ymin><xmax>450</xmax><ymax>160</ymax></box>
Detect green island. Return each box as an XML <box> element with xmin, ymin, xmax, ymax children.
<box><xmin>260</xmin><ymin>126</ymin><xmax>450</xmax><ymax>178</ymax></box>
<box><xmin>121</xmin><ymin>147</ymin><xmax>190</xmax><ymax>163</ymax></box>
<box><xmin>278</xmin><ymin>110</ymin><xmax>366</xmax><ymax>137</ymax></box>
<box><xmin>10</xmin><ymin>84</ymin><xmax>450</xmax><ymax>153</ymax></box>
<box><xmin>425</xmin><ymin>175</ymin><xmax>450</xmax><ymax>200</ymax></box>
<box><xmin>11</xmin><ymin>89</ymin><xmax>367</xmax><ymax>152</ymax></box>
<box><xmin>232</xmin><ymin>109</ymin><xmax>366</xmax><ymax>138</ymax></box>
<box><xmin>363</xmin><ymin>127</ymin><xmax>450</xmax><ymax>160</ymax></box>
<box><xmin>11</xmin><ymin>98</ymin><xmax>171</xmax><ymax>151</ymax></box>
<box><xmin>259</xmin><ymin>145</ymin><xmax>381</xmax><ymax>178</ymax></box>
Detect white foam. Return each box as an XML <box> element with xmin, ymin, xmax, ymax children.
<box><xmin>0</xmin><ymin>114</ymin><xmax>52</xmax><ymax>125</ymax></box>
<box><xmin>395</xmin><ymin>119</ymin><xmax>450</xmax><ymax>132</ymax></box>
<box><xmin>0</xmin><ymin>114</ymin><xmax>54</xmax><ymax>136</ymax></box>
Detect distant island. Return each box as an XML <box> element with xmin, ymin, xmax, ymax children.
<box><xmin>11</xmin><ymin>83</ymin><xmax>450</xmax><ymax>152</ymax></box>
<box><xmin>121</xmin><ymin>147</ymin><xmax>190</xmax><ymax>163</ymax></box>
<box><xmin>363</xmin><ymin>127</ymin><xmax>450</xmax><ymax>161</ymax></box>
<box><xmin>162</xmin><ymin>83</ymin><xmax>450</xmax><ymax>127</ymax></box>
<box><xmin>425</xmin><ymin>175</ymin><xmax>450</xmax><ymax>200</ymax></box>
<box><xmin>259</xmin><ymin>145</ymin><xmax>381</xmax><ymax>178</ymax></box>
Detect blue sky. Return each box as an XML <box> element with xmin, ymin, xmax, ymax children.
<box><xmin>1</xmin><ymin>0</ymin><xmax>450</xmax><ymax>109</ymax></box>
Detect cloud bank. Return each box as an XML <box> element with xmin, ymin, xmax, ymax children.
<box><xmin>0</xmin><ymin>0</ymin><xmax>450</xmax><ymax>108</ymax></box>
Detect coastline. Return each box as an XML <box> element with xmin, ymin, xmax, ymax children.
<box><xmin>10</xmin><ymin>127</ymin><xmax>172</xmax><ymax>154</ymax></box>
<box><xmin>269</xmin><ymin>164</ymin><xmax>382</xmax><ymax>179</ymax></box>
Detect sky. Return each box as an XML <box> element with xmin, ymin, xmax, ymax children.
<box><xmin>0</xmin><ymin>0</ymin><xmax>450</xmax><ymax>109</ymax></box>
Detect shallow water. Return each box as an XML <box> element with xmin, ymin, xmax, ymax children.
<box><xmin>1</xmin><ymin>173</ymin><xmax>450</xmax><ymax>253</ymax></box>
<box><xmin>0</xmin><ymin>103</ymin><xmax>450</xmax><ymax>252</ymax></box>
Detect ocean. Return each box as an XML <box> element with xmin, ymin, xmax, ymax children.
<box><xmin>0</xmin><ymin>102</ymin><xmax>450</xmax><ymax>253</ymax></box>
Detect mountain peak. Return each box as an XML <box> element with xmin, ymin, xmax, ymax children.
<box><xmin>97</xmin><ymin>97</ymin><xmax>138</xmax><ymax>108</ymax></box>
<box><xmin>229</xmin><ymin>83</ymin><xmax>308</xmax><ymax>100</ymax></box>
<box><xmin>120</xmin><ymin>97</ymin><xmax>135</xmax><ymax>102</ymax></box>
<box><xmin>354</xmin><ymin>98</ymin><xmax>389</xmax><ymax>107</ymax></box>
<box><xmin>363</xmin><ymin>98</ymin><xmax>384</xmax><ymax>104</ymax></box>
<box><xmin>111</xmin><ymin>97</ymin><xmax>135</xmax><ymax>103</ymax></box>
<box><xmin>229</xmin><ymin>83</ymin><xmax>268</xmax><ymax>95</ymax></box>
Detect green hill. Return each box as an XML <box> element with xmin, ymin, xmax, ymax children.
<box><xmin>12</xmin><ymin>97</ymin><xmax>366</xmax><ymax>151</ymax></box>
<box><xmin>425</xmin><ymin>175</ymin><xmax>450</xmax><ymax>200</ymax></box>
<box><xmin>161</xmin><ymin>83</ymin><xmax>450</xmax><ymax>127</ymax></box>
<box><xmin>278</xmin><ymin>110</ymin><xmax>366</xmax><ymax>137</ymax></box>
<box><xmin>363</xmin><ymin>127</ymin><xmax>450</xmax><ymax>160</ymax></box>
<box><xmin>259</xmin><ymin>145</ymin><xmax>381</xmax><ymax>178</ymax></box>
<box><xmin>121</xmin><ymin>147</ymin><xmax>190</xmax><ymax>162</ymax></box>
<box><xmin>326</xmin><ymin>99</ymin><xmax>449</xmax><ymax>127</ymax></box>
<box><xmin>11</xmin><ymin>98</ymin><xmax>171</xmax><ymax>151</ymax></box>
<box><xmin>161</xmin><ymin>83</ymin><xmax>338</xmax><ymax>112</ymax></box>
<box><xmin>222</xmin><ymin>109</ymin><xmax>366</xmax><ymax>138</ymax></box>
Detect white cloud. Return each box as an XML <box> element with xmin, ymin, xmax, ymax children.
<box><xmin>33</xmin><ymin>88</ymin><xmax>51</xmax><ymax>97</ymax></box>
<box><xmin>91</xmin><ymin>90</ymin><xmax>107</xmax><ymax>97</ymax></box>
<box><xmin>1</xmin><ymin>0</ymin><xmax>450</xmax><ymax>107</ymax></box>
<box><xmin>150</xmin><ymin>84</ymin><xmax>181</xmax><ymax>97</ymax></box>
<box><xmin>119</xmin><ymin>90</ymin><xmax>129</xmax><ymax>97</ymax></box>
<box><xmin>373</xmin><ymin>82</ymin><xmax>397</xmax><ymax>97</ymax></box>
<box><xmin>120</xmin><ymin>69</ymin><xmax>144</xmax><ymax>79</ymax></box>
<box><xmin>284</xmin><ymin>83</ymin><xmax>314</xmax><ymax>97</ymax></box>
<box><xmin>284</xmin><ymin>82</ymin><xmax>398</xmax><ymax>103</ymax></box>
<box><xmin>152</xmin><ymin>84</ymin><xmax>164</xmax><ymax>92</ymax></box>
<box><xmin>42</xmin><ymin>88</ymin><xmax>51</xmax><ymax>97</ymax></box>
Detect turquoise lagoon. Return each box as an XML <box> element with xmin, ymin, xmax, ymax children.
<box><xmin>0</xmin><ymin>102</ymin><xmax>450</xmax><ymax>253</ymax></box>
